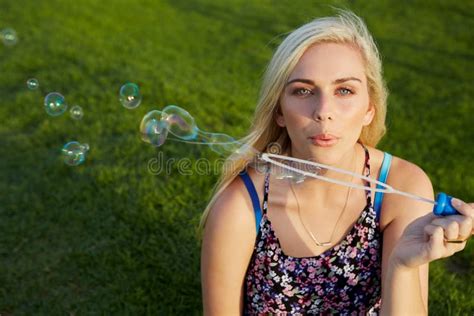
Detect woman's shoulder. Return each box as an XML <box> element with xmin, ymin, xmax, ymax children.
<box><xmin>201</xmin><ymin>170</ymin><xmax>263</xmax><ymax>310</ymax></box>
<box><xmin>365</xmin><ymin>146</ymin><xmax>434</xmax><ymax>228</ymax></box>
<box><xmin>205</xmin><ymin>166</ymin><xmax>265</xmax><ymax>240</ymax></box>
<box><xmin>365</xmin><ymin>145</ymin><xmax>432</xmax><ymax>188</ymax></box>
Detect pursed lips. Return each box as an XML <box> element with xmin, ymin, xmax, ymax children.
<box><xmin>308</xmin><ymin>133</ymin><xmax>340</xmax><ymax>146</ymax></box>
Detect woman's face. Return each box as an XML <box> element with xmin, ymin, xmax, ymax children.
<box><xmin>277</xmin><ymin>42</ymin><xmax>374</xmax><ymax>165</ymax></box>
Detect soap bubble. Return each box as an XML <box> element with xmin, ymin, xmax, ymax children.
<box><xmin>207</xmin><ymin>133</ymin><xmax>240</xmax><ymax>155</ymax></box>
<box><xmin>140</xmin><ymin>105</ymin><xmax>244</xmax><ymax>156</ymax></box>
<box><xmin>26</xmin><ymin>78</ymin><xmax>39</xmax><ymax>90</ymax></box>
<box><xmin>119</xmin><ymin>83</ymin><xmax>142</xmax><ymax>109</ymax></box>
<box><xmin>140</xmin><ymin>110</ymin><xmax>169</xmax><ymax>146</ymax></box>
<box><xmin>140</xmin><ymin>105</ymin><xmax>260</xmax><ymax>159</ymax></box>
<box><xmin>70</xmin><ymin>105</ymin><xmax>84</xmax><ymax>120</ymax></box>
<box><xmin>61</xmin><ymin>141</ymin><xmax>89</xmax><ymax>166</ymax></box>
<box><xmin>1</xmin><ymin>28</ymin><xmax>18</xmax><ymax>46</ymax></box>
<box><xmin>162</xmin><ymin>105</ymin><xmax>198</xmax><ymax>140</ymax></box>
<box><xmin>44</xmin><ymin>92</ymin><xmax>67</xmax><ymax>116</ymax></box>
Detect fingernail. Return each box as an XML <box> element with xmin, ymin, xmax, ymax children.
<box><xmin>451</xmin><ymin>198</ymin><xmax>462</xmax><ymax>207</ymax></box>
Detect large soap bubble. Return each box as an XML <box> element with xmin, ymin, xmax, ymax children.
<box><xmin>162</xmin><ymin>105</ymin><xmax>198</xmax><ymax>140</ymax></box>
<box><xmin>140</xmin><ymin>105</ymin><xmax>248</xmax><ymax>159</ymax></box>
<box><xmin>140</xmin><ymin>110</ymin><xmax>169</xmax><ymax>146</ymax></box>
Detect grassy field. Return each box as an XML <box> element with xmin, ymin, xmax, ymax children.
<box><xmin>0</xmin><ymin>0</ymin><xmax>473</xmax><ymax>314</ymax></box>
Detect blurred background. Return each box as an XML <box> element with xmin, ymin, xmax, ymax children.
<box><xmin>0</xmin><ymin>0</ymin><xmax>472</xmax><ymax>314</ymax></box>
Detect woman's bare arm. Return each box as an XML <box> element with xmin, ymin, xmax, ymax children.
<box><xmin>382</xmin><ymin>197</ymin><xmax>473</xmax><ymax>316</ymax></box>
<box><xmin>201</xmin><ymin>177</ymin><xmax>258</xmax><ymax>315</ymax></box>
<box><xmin>379</xmin><ymin>159</ymin><xmax>433</xmax><ymax>315</ymax></box>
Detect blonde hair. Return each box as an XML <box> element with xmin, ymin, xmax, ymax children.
<box><xmin>198</xmin><ymin>10</ymin><xmax>388</xmax><ymax>234</ymax></box>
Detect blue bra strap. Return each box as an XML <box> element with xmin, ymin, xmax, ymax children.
<box><xmin>374</xmin><ymin>152</ymin><xmax>393</xmax><ymax>221</ymax></box>
<box><xmin>239</xmin><ymin>170</ymin><xmax>262</xmax><ymax>235</ymax></box>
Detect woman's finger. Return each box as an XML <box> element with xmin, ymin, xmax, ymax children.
<box><xmin>431</xmin><ymin>217</ymin><xmax>460</xmax><ymax>240</ymax></box>
<box><xmin>432</xmin><ymin>215</ymin><xmax>472</xmax><ymax>240</ymax></box>
<box><xmin>425</xmin><ymin>222</ymin><xmax>467</xmax><ymax>255</ymax></box>
<box><xmin>424</xmin><ymin>224</ymin><xmax>444</xmax><ymax>260</ymax></box>
<box><xmin>458</xmin><ymin>214</ymin><xmax>473</xmax><ymax>238</ymax></box>
<box><xmin>450</xmin><ymin>199</ymin><xmax>474</xmax><ymax>218</ymax></box>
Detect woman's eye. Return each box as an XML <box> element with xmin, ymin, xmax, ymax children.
<box><xmin>292</xmin><ymin>88</ymin><xmax>312</xmax><ymax>96</ymax></box>
<box><xmin>337</xmin><ymin>87</ymin><xmax>353</xmax><ymax>96</ymax></box>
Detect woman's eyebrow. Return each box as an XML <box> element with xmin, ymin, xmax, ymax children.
<box><xmin>285</xmin><ymin>78</ymin><xmax>314</xmax><ymax>86</ymax></box>
<box><xmin>285</xmin><ymin>77</ymin><xmax>362</xmax><ymax>86</ymax></box>
<box><xmin>332</xmin><ymin>77</ymin><xmax>362</xmax><ymax>84</ymax></box>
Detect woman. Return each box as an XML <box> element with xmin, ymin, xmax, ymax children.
<box><xmin>200</xmin><ymin>11</ymin><xmax>472</xmax><ymax>315</ymax></box>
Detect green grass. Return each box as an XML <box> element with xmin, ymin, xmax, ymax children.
<box><xmin>0</xmin><ymin>0</ymin><xmax>472</xmax><ymax>314</ymax></box>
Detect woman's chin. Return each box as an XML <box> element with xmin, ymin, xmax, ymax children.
<box><xmin>306</xmin><ymin>146</ymin><xmax>353</xmax><ymax>167</ymax></box>
<box><xmin>291</xmin><ymin>141</ymin><xmax>354</xmax><ymax>166</ymax></box>
<box><xmin>294</xmin><ymin>149</ymin><xmax>338</xmax><ymax>166</ymax></box>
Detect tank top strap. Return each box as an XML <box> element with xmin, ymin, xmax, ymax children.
<box><xmin>359</xmin><ymin>143</ymin><xmax>372</xmax><ymax>204</ymax></box>
<box><xmin>261</xmin><ymin>163</ymin><xmax>271</xmax><ymax>216</ymax></box>
<box><xmin>374</xmin><ymin>152</ymin><xmax>392</xmax><ymax>221</ymax></box>
<box><xmin>238</xmin><ymin>163</ymin><xmax>271</xmax><ymax>235</ymax></box>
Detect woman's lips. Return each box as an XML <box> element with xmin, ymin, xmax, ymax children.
<box><xmin>308</xmin><ymin>134</ymin><xmax>339</xmax><ymax>147</ymax></box>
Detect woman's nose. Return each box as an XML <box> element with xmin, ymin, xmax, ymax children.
<box><xmin>312</xmin><ymin>93</ymin><xmax>333</xmax><ymax>121</ymax></box>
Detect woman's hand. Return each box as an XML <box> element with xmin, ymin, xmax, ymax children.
<box><xmin>390</xmin><ymin>199</ymin><xmax>473</xmax><ymax>269</ymax></box>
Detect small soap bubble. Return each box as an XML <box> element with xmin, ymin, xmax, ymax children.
<box><xmin>61</xmin><ymin>141</ymin><xmax>89</xmax><ymax>166</ymax></box>
<box><xmin>26</xmin><ymin>78</ymin><xmax>39</xmax><ymax>90</ymax></box>
<box><xmin>70</xmin><ymin>105</ymin><xmax>84</xmax><ymax>120</ymax></box>
<box><xmin>162</xmin><ymin>105</ymin><xmax>198</xmax><ymax>140</ymax></box>
<box><xmin>1</xmin><ymin>28</ymin><xmax>18</xmax><ymax>46</ymax></box>
<box><xmin>119</xmin><ymin>83</ymin><xmax>142</xmax><ymax>109</ymax></box>
<box><xmin>44</xmin><ymin>92</ymin><xmax>67</xmax><ymax>116</ymax></box>
<box><xmin>140</xmin><ymin>110</ymin><xmax>169</xmax><ymax>146</ymax></box>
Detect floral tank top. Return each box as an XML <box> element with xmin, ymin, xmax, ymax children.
<box><xmin>243</xmin><ymin>146</ymin><xmax>383</xmax><ymax>315</ymax></box>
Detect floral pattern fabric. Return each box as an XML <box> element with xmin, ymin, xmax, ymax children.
<box><xmin>244</xmin><ymin>146</ymin><xmax>382</xmax><ymax>315</ymax></box>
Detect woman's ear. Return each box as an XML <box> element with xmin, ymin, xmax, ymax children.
<box><xmin>276</xmin><ymin>114</ymin><xmax>286</xmax><ymax>127</ymax></box>
<box><xmin>362</xmin><ymin>104</ymin><xmax>375</xmax><ymax>126</ymax></box>
<box><xmin>275</xmin><ymin>106</ymin><xmax>286</xmax><ymax>127</ymax></box>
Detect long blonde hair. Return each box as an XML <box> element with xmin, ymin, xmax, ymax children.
<box><xmin>198</xmin><ymin>10</ymin><xmax>388</xmax><ymax>234</ymax></box>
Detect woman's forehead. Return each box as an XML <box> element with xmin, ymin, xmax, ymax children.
<box><xmin>288</xmin><ymin>42</ymin><xmax>366</xmax><ymax>83</ymax></box>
